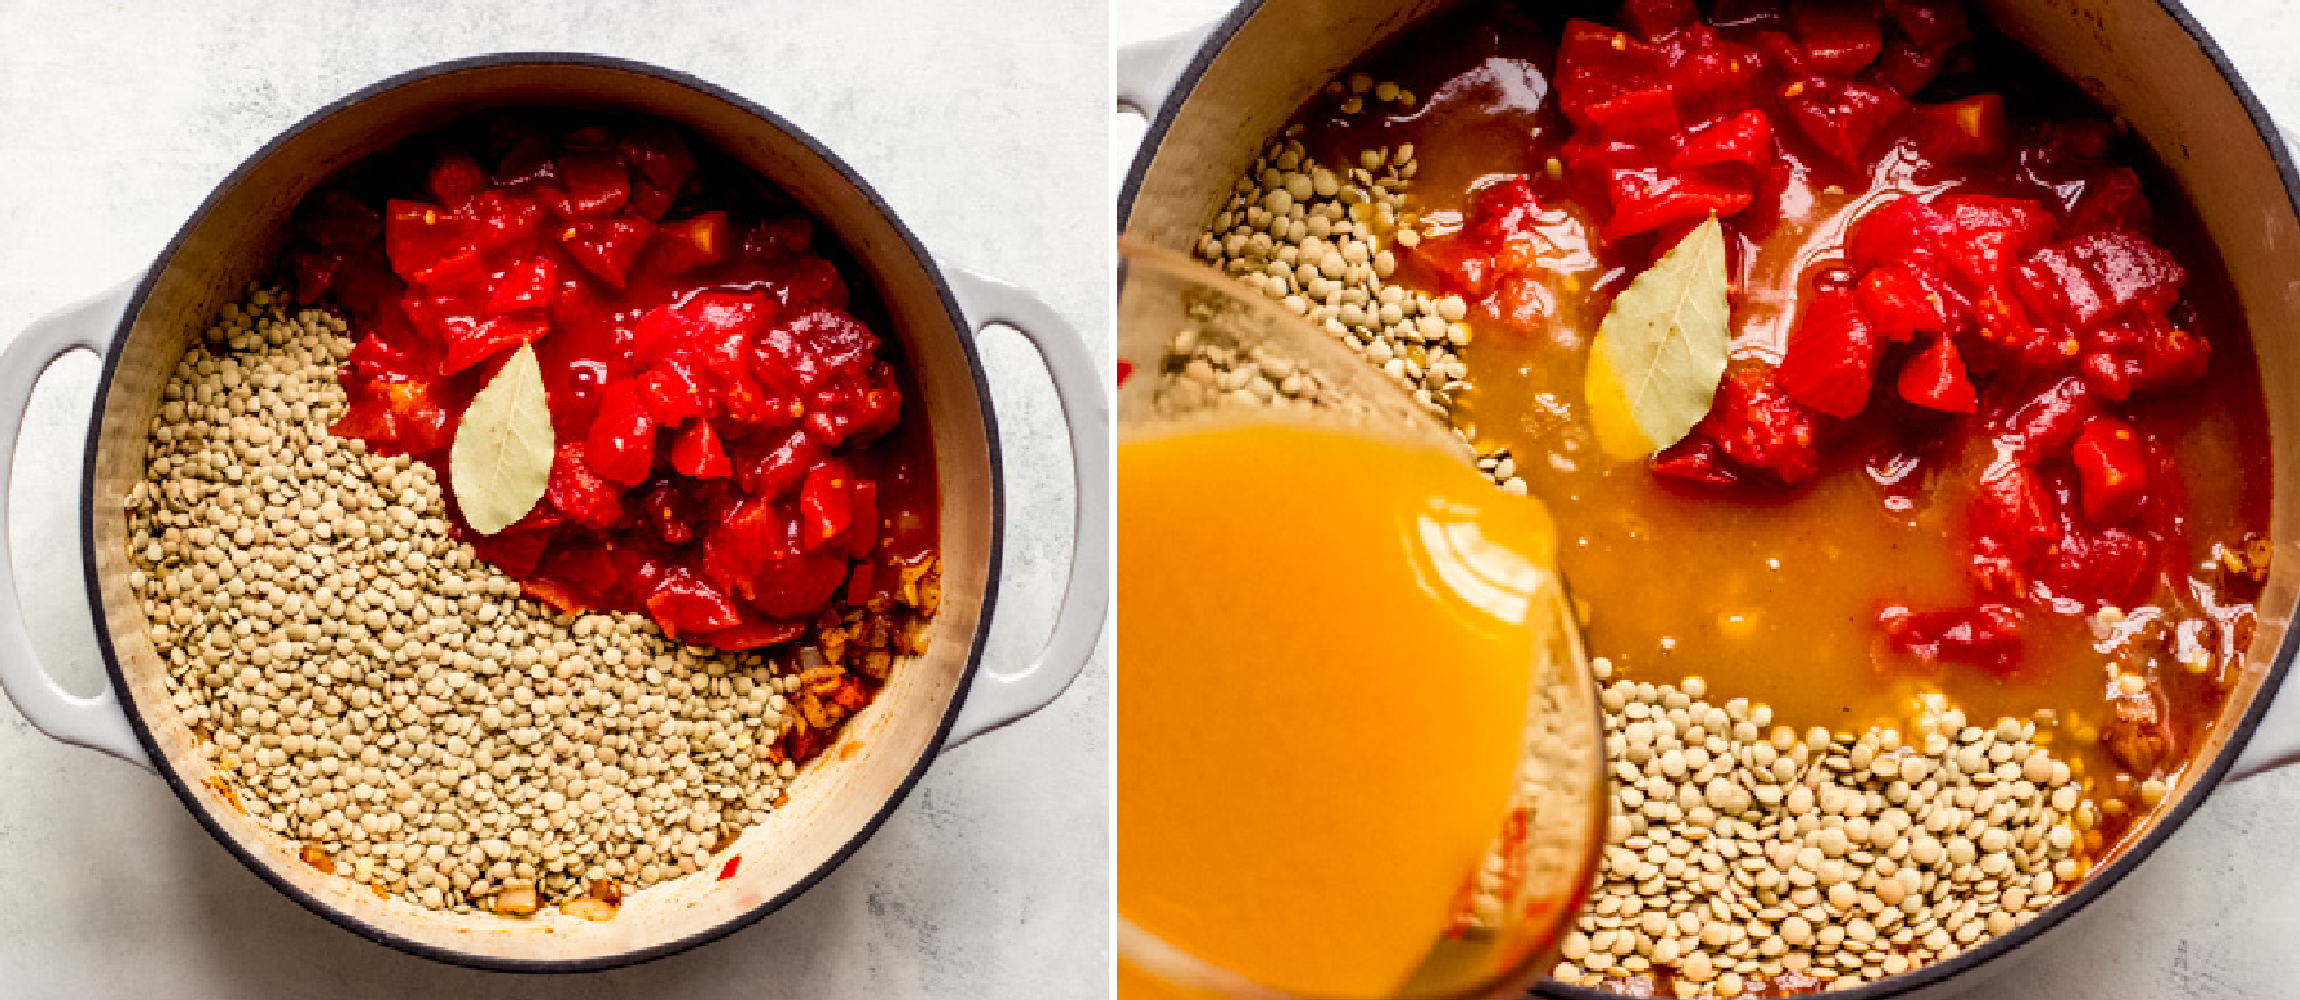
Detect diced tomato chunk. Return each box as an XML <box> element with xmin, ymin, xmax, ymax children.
<box><xmin>1905</xmin><ymin>94</ymin><xmax>2008</xmax><ymax>162</ymax></box>
<box><xmin>1557</xmin><ymin>20</ymin><xmax>1672</xmax><ymax>127</ymax></box>
<box><xmin>1708</xmin><ymin>367</ymin><xmax>1819</xmax><ymax>484</ymax></box>
<box><xmin>544</xmin><ymin>443</ymin><xmax>627</xmax><ymax>530</ymax></box>
<box><xmin>798</xmin><ymin>458</ymin><xmax>856</xmax><ymax>552</ymax></box>
<box><xmin>671</xmin><ymin>419</ymin><xmax>733</xmax><ymax>479</ymax></box>
<box><xmin>1858</xmin><ymin>260</ymin><xmax>1968</xmax><ymax>342</ymax></box>
<box><xmin>2066</xmin><ymin>167</ymin><xmax>2151</xmax><ymax>235</ymax></box>
<box><xmin>1782</xmin><ymin>79</ymin><xmax>1908</xmax><ymax>167</ymax></box>
<box><xmin>428</xmin><ymin>150</ymin><xmax>489</xmax><ymax>210</ymax></box>
<box><xmin>586</xmin><ymin>381</ymin><xmax>660</xmax><ymax>486</ymax></box>
<box><xmin>1845</xmin><ymin>196</ymin><xmax>1947</xmax><ymax>272</ymax></box>
<box><xmin>558</xmin><ymin>218</ymin><xmax>656</xmax><ymax>289</ymax></box>
<box><xmin>1791</xmin><ymin>1</ymin><xmax>1883</xmax><ymax>77</ymax></box>
<box><xmin>1995</xmin><ymin>376</ymin><xmax>2097</xmax><ymax>462</ymax></box>
<box><xmin>1931</xmin><ymin>194</ymin><xmax>2054</xmax><ymax>292</ymax></box>
<box><xmin>2071</xmin><ymin>416</ymin><xmax>2147</xmax><ymax>523</ymax></box>
<box><xmin>1879</xmin><ymin>603</ymin><xmax>2024</xmax><ymax>674</ymax></box>
<box><xmin>655</xmin><ymin>211</ymin><xmax>732</xmax><ymax>273</ymax></box>
<box><xmin>444</xmin><ymin>314</ymin><xmax>549</xmax><ymax>374</ymax></box>
<box><xmin>1604</xmin><ymin>168</ymin><xmax>1754</xmax><ymax>239</ymax></box>
<box><xmin>484</xmin><ymin>257</ymin><xmax>556</xmax><ymax>315</ymax></box>
<box><xmin>558</xmin><ymin>152</ymin><xmax>632</xmax><ymax>218</ymax></box>
<box><xmin>1897</xmin><ymin>335</ymin><xmax>1976</xmax><ymax>412</ymax></box>
<box><xmin>1778</xmin><ymin>288</ymin><xmax>1884</xmax><ymax>418</ymax></box>
<box><xmin>1618</xmin><ymin>0</ymin><xmax>1696</xmax><ymax>39</ymax></box>
<box><xmin>647</xmin><ymin>568</ymin><xmax>744</xmax><ymax>634</ymax></box>
<box><xmin>1670</xmin><ymin>110</ymin><xmax>1774</xmax><ymax>177</ymax></box>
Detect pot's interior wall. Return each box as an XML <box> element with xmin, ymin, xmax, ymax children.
<box><xmin>1122</xmin><ymin>0</ymin><xmax>1452</xmax><ymax>247</ymax></box>
<box><xmin>1975</xmin><ymin>0</ymin><xmax>2300</xmax><ymax>814</ymax></box>
<box><xmin>88</xmin><ymin>62</ymin><xmax>994</xmax><ymax>961</ymax></box>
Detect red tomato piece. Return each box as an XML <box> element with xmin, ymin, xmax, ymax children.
<box><xmin>1670</xmin><ymin>27</ymin><xmax>1762</xmax><ymax>119</ymax></box>
<box><xmin>2066</xmin><ymin>230</ymin><xmax>2186</xmax><ymax>318</ymax></box>
<box><xmin>2065</xmin><ymin>167</ymin><xmax>2151</xmax><ymax>236</ymax></box>
<box><xmin>1603</xmin><ymin>168</ymin><xmax>1754</xmax><ymax>240</ymax></box>
<box><xmin>586</xmin><ymin>381</ymin><xmax>660</xmax><ymax>486</ymax></box>
<box><xmin>782</xmin><ymin>256</ymin><xmax>851</xmax><ymax>311</ymax></box>
<box><xmin>671</xmin><ymin>419</ymin><xmax>733</xmax><ymax>479</ymax></box>
<box><xmin>1708</xmin><ymin>367</ymin><xmax>1819</xmax><ymax>484</ymax></box>
<box><xmin>1670</xmin><ymin>110</ymin><xmax>1775</xmax><ymax>177</ymax></box>
<box><xmin>1878</xmin><ymin>603</ymin><xmax>2024</xmax><ymax>674</ymax></box>
<box><xmin>444</xmin><ymin>314</ymin><xmax>549</xmax><ymax>374</ymax></box>
<box><xmin>636</xmin><ymin>354</ymin><xmax>709</xmax><ymax>425</ymax></box>
<box><xmin>617</xmin><ymin>124</ymin><xmax>697</xmax><ymax>193</ymax></box>
<box><xmin>799</xmin><ymin>458</ymin><xmax>856</xmax><ymax>552</ymax></box>
<box><xmin>1781</xmin><ymin>79</ymin><xmax>1909</xmax><ymax>167</ymax></box>
<box><xmin>558</xmin><ymin>218</ymin><xmax>656</xmax><ymax>289</ymax></box>
<box><xmin>2077</xmin><ymin>315</ymin><xmax>2209</xmax><ymax>401</ymax></box>
<box><xmin>1845</xmin><ymin>196</ymin><xmax>1948</xmax><ymax>272</ymax></box>
<box><xmin>544</xmin><ymin>443</ymin><xmax>628</xmax><ymax>530</ymax></box>
<box><xmin>296</xmin><ymin>189</ymin><xmax>383</xmax><ymax>250</ymax></box>
<box><xmin>1897</xmin><ymin>335</ymin><xmax>1976</xmax><ymax>413</ymax></box>
<box><xmin>1931</xmin><ymin>194</ymin><xmax>2054</xmax><ymax>292</ymax></box>
<box><xmin>637</xmin><ymin>480</ymin><xmax>701</xmax><ymax>546</ymax></box>
<box><xmin>1884</xmin><ymin>0</ymin><xmax>1970</xmax><ymax>49</ymax></box>
<box><xmin>738</xmin><ymin>427</ymin><xmax>822</xmax><ymax>499</ymax></box>
<box><xmin>1468</xmin><ymin>178</ymin><xmax>1543</xmax><ymax>252</ymax></box>
<box><xmin>1858</xmin><ymin>260</ymin><xmax>1969</xmax><ymax>342</ymax></box>
<box><xmin>1791</xmin><ymin>1</ymin><xmax>1884</xmax><ymax>77</ymax></box>
<box><xmin>2015</xmin><ymin>244</ymin><xmax>2113</xmax><ymax>332</ymax></box>
<box><xmin>1556</xmin><ymin>20</ymin><xmax>1673</xmax><ymax>127</ymax></box>
<box><xmin>462</xmin><ymin>189</ymin><xmax>545</xmax><ymax>255</ymax></box>
<box><xmin>1778</xmin><ymin>288</ymin><xmax>1885</xmax><ymax>418</ymax></box>
<box><xmin>1870</xmin><ymin>40</ymin><xmax>1943</xmax><ymax>96</ymax></box>
<box><xmin>646</xmin><ymin>568</ymin><xmax>744</xmax><ymax>634</ymax></box>
<box><xmin>2071</xmin><ymin>416</ymin><xmax>2147</xmax><ymax>523</ymax></box>
<box><xmin>1619</xmin><ymin>0</ymin><xmax>1696</xmax><ymax>39</ymax></box>
<box><xmin>846</xmin><ymin>479</ymin><xmax>881</xmax><ymax>560</ymax></box>
<box><xmin>1582</xmin><ymin>86</ymin><xmax>1683</xmax><ymax>143</ymax></box>
<box><xmin>1971</xmin><ymin>463</ymin><xmax>2059</xmax><ymax>554</ymax></box>
<box><xmin>428</xmin><ymin>149</ymin><xmax>489</xmax><ymax>210</ymax></box>
<box><xmin>384</xmin><ymin>200</ymin><xmax>466</xmax><ymax>280</ymax></box>
<box><xmin>741</xmin><ymin>215</ymin><xmax>816</xmax><ymax>261</ymax></box>
<box><xmin>557</xmin><ymin>151</ymin><xmax>631</xmax><ymax>218</ymax></box>
<box><xmin>1651</xmin><ymin>435</ymin><xmax>1742</xmax><ymax>487</ymax></box>
<box><xmin>655</xmin><ymin>211</ymin><xmax>732</xmax><ymax>273</ymax></box>
<box><xmin>1407</xmin><ymin>235</ymin><xmax>1497</xmax><ymax>299</ymax></box>
<box><xmin>1904</xmin><ymin>94</ymin><xmax>2008</xmax><ymax>162</ymax></box>
<box><xmin>691</xmin><ymin>619</ymin><xmax>806</xmax><ymax>652</ymax></box>
<box><xmin>484</xmin><ymin>257</ymin><xmax>556</xmax><ymax>315</ymax></box>
<box><xmin>1994</xmin><ymin>376</ymin><xmax>2097</xmax><ymax>462</ymax></box>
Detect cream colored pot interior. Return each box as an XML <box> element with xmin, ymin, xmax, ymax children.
<box><xmin>90</xmin><ymin>61</ymin><xmax>995</xmax><ymax>963</ymax></box>
<box><xmin>1126</xmin><ymin>0</ymin><xmax>2299</xmax><ymax>882</ymax></box>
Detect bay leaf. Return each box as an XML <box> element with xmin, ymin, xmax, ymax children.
<box><xmin>450</xmin><ymin>342</ymin><xmax>554</xmax><ymax>535</ymax></box>
<box><xmin>1584</xmin><ymin>214</ymin><xmax>1732</xmax><ymax>461</ymax></box>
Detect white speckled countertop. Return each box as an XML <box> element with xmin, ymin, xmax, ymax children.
<box><xmin>1114</xmin><ymin>2</ymin><xmax>2300</xmax><ymax>998</ymax></box>
<box><xmin>0</xmin><ymin>2</ymin><xmax>1108</xmax><ymax>997</ymax></box>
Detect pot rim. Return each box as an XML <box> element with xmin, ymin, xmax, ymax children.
<box><xmin>80</xmin><ymin>50</ymin><xmax>1006</xmax><ymax>974</ymax></box>
<box><xmin>1116</xmin><ymin>2</ymin><xmax>2300</xmax><ymax>996</ymax></box>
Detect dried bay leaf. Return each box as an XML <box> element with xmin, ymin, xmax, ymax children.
<box><xmin>1585</xmin><ymin>214</ymin><xmax>1732</xmax><ymax>461</ymax></box>
<box><xmin>450</xmin><ymin>342</ymin><xmax>554</xmax><ymax>535</ymax></box>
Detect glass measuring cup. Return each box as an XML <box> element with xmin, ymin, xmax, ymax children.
<box><xmin>1116</xmin><ymin>239</ymin><xmax>1609</xmax><ymax>1000</ymax></box>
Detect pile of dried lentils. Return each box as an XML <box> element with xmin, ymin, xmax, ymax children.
<box><xmin>127</xmin><ymin>288</ymin><xmax>857</xmax><ymax>918</ymax></box>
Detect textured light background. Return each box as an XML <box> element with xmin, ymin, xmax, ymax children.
<box><xmin>1109</xmin><ymin>2</ymin><xmax>2300</xmax><ymax>999</ymax></box>
<box><xmin>0</xmin><ymin>1</ymin><xmax>1108</xmax><ymax>998</ymax></box>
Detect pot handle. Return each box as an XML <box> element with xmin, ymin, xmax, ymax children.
<box><xmin>940</xmin><ymin>270</ymin><xmax>1110</xmax><ymax>748</ymax></box>
<box><xmin>0</xmin><ymin>282</ymin><xmax>150</xmax><ymax>770</ymax></box>
<box><xmin>1117</xmin><ymin>21</ymin><xmax>1220</xmax><ymax>116</ymax></box>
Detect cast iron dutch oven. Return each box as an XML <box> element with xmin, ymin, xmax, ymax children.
<box><xmin>1120</xmin><ymin>1</ymin><xmax>2300</xmax><ymax>996</ymax></box>
<box><xmin>0</xmin><ymin>54</ymin><xmax>1108</xmax><ymax>971</ymax></box>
